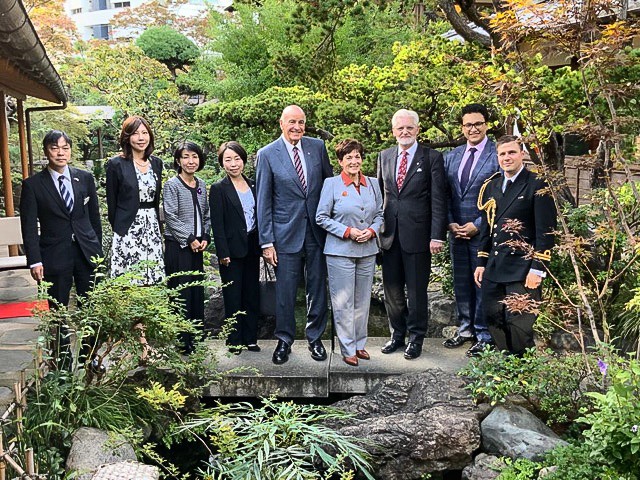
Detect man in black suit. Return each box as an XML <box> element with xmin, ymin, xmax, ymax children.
<box><xmin>474</xmin><ymin>135</ymin><xmax>556</xmax><ymax>355</ymax></box>
<box><xmin>377</xmin><ymin>109</ymin><xmax>448</xmax><ymax>360</ymax></box>
<box><xmin>20</xmin><ymin>131</ymin><xmax>103</xmax><ymax>361</ymax></box>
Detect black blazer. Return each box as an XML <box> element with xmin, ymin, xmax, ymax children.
<box><xmin>20</xmin><ymin>167</ymin><xmax>103</xmax><ymax>275</ymax></box>
<box><xmin>376</xmin><ymin>142</ymin><xmax>448</xmax><ymax>253</ymax></box>
<box><xmin>209</xmin><ymin>175</ymin><xmax>261</xmax><ymax>259</ymax></box>
<box><xmin>477</xmin><ymin>168</ymin><xmax>557</xmax><ymax>283</ymax></box>
<box><xmin>106</xmin><ymin>155</ymin><xmax>163</xmax><ymax>236</ymax></box>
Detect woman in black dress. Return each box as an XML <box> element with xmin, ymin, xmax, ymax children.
<box><xmin>209</xmin><ymin>142</ymin><xmax>261</xmax><ymax>354</ymax></box>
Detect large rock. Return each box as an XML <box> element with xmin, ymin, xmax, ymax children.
<box><xmin>481</xmin><ymin>405</ymin><xmax>567</xmax><ymax>461</ymax></box>
<box><xmin>66</xmin><ymin>427</ymin><xmax>136</xmax><ymax>480</ymax></box>
<box><xmin>461</xmin><ymin>453</ymin><xmax>505</xmax><ymax>480</ymax></box>
<box><xmin>330</xmin><ymin>370</ymin><xmax>481</xmax><ymax>479</ymax></box>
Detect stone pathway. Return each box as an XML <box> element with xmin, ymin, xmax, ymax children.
<box><xmin>0</xmin><ymin>269</ymin><xmax>40</xmax><ymax>390</ymax></box>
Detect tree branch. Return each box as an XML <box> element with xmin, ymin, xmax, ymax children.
<box><xmin>437</xmin><ymin>0</ymin><xmax>491</xmax><ymax>48</ymax></box>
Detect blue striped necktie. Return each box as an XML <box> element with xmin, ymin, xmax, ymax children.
<box><xmin>59</xmin><ymin>176</ymin><xmax>74</xmax><ymax>213</ymax></box>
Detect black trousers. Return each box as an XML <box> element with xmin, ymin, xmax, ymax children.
<box><xmin>165</xmin><ymin>238</ymin><xmax>205</xmax><ymax>353</ymax></box>
<box><xmin>381</xmin><ymin>234</ymin><xmax>431</xmax><ymax>345</ymax></box>
<box><xmin>43</xmin><ymin>240</ymin><xmax>95</xmax><ymax>367</ymax></box>
<box><xmin>220</xmin><ymin>251</ymin><xmax>261</xmax><ymax>346</ymax></box>
<box><xmin>482</xmin><ymin>278</ymin><xmax>541</xmax><ymax>355</ymax></box>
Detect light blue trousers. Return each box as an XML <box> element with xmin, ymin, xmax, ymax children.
<box><xmin>326</xmin><ymin>254</ymin><xmax>376</xmax><ymax>357</ymax></box>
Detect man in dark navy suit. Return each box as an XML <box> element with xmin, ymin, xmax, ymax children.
<box><xmin>20</xmin><ymin>131</ymin><xmax>103</xmax><ymax>363</ymax></box>
<box><xmin>474</xmin><ymin>135</ymin><xmax>556</xmax><ymax>355</ymax></box>
<box><xmin>443</xmin><ymin>104</ymin><xmax>500</xmax><ymax>357</ymax></box>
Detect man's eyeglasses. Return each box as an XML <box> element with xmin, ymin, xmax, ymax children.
<box><xmin>393</xmin><ymin>126</ymin><xmax>417</xmax><ymax>132</ymax></box>
<box><xmin>462</xmin><ymin>122</ymin><xmax>486</xmax><ymax>130</ymax></box>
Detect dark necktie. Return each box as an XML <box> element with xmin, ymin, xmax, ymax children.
<box><xmin>397</xmin><ymin>151</ymin><xmax>408</xmax><ymax>190</ymax></box>
<box><xmin>503</xmin><ymin>179</ymin><xmax>513</xmax><ymax>194</ymax></box>
<box><xmin>59</xmin><ymin>176</ymin><xmax>73</xmax><ymax>213</ymax></box>
<box><xmin>459</xmin><ymin>147</ymin><xmax>477</xmax><ymax>192</ymax></box>
<box><xmin>292</xmin><ymin>146</ymin><xmax>307</xmax><ymax>194</ymax></box>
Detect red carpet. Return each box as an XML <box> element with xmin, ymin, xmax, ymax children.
<box><xmin>0</xmin><ymin>300</ymin><xmax>49</xmax><ymax>319</ymax></box>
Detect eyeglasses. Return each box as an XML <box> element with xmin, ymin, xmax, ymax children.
<box><xmin>393</xmin><ymin>126</ymin><xmax>417</xmax><ymax>132</ymax></box>
<box><xmin>462</xmin><ymin>122</ymin><xmax>486</xmax><ymax>130</ymax></box>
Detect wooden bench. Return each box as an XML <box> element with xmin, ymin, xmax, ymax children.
<box><xmin>0</xmin><ymin>217</ymin><xmax>27</xmax><ymax>269</ymax></box>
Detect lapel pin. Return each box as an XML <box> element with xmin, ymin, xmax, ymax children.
<box><xmin>342</xmin><ymin>191</ymin><xmax>348</xmax><ymax>196</ymax></box>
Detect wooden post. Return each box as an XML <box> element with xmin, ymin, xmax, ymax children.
<box><xmin>26</xmin><ymin>448</ymin><xmax>35</xmax><ymax>476</ymax></box>
<box><xmin>97</xmin><ymin>126</ymin><xmax>104</xmax><ymax>159</ymax></box>
<box><xmin>0</xmin><ymin>432</ymin><xmax>6</xmax><ymax>480</ymax></box>
<box><xmin>0</xmin><ymin>91</ymin><xmax>19</xmax><ymax>254</ymax></box>
<box><xmin>12</xmin><ymin>381</ymin><xmax>22</xmax><ymax>436</ymax></box>
<box><xmin>17</xmin><ymin>99</ymin><xmax>29</xmax><ymax>180</ymax></box>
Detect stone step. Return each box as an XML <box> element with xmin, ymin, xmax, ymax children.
<box><xmin>206</xmin><ymin>337</ymin><xmax>469</xmax><ymax>398</ymax></box>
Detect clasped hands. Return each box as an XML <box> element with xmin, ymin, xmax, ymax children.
<box><xmin>348</xmin><ymin>228</ymin><xmax>373</xmax><ymax>243</ymax></box>
<box><xmin>189</xmin><ymin>239</ymin><xmax>208</xmax><ymax>253</ymax></box>
<box><xmin>449</xmin><ymin>222</ymin><xmax>479</xmax><ymax>240</ymax></box>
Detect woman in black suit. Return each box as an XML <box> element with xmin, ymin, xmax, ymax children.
<box><xmin>209</xmin><ymin>141</ymin><xmax>261</xmax><ymax>354</ymax></box>
<box><xmin>106</xmin><ymin>115</ymin><xmax>164</xmax><ymax>285</ymax></box>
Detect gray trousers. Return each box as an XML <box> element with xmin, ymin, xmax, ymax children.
<box><xmin>326</xmin><ymin>254</ymin><xmax>376</xmax><ymax>357</ymax></box>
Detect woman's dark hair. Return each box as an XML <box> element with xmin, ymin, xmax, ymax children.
<box><xmin>119</xmin><ymin>116</ymin><xmax>155</xmax><ymax>160</ymax></box>
<box><xmin>42</xmin><ymin>130</ymin><xmax>72</xmax><ymax>151</ymax></box>
<box><xmin>217</xmin><ymin>141</ymin><xmax>247</xmax><ymax>167</ymax></box>
<box><xmin>335</xmin><ymin>138</ymin><xmax>364</xmax><ymax>160</ymax></box>
<box><xmin>173</xmin><ymin>141</ymin><xmax>206</xmax><ymax>172</ymax></box>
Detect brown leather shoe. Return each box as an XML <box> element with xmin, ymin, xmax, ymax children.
<box><xmin>343</xmin><ymin>355</ymin><xmax>359</xmax><ymax>366</ymax></box>
<box><xmin>356</xmin><ymin>349</ymin><xmax>370</xmax><ymax>360</ymax></box>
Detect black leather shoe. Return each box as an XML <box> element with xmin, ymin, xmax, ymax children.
<box><xmin>89</xmin><ymin>357</ymin><xmax>106</xmax><ymax>375</ymax></box>
<box><xmin>246</xmin><ymin>344</ymin><xmax>261</xmax><ymax>352</ymax></box>
<box><xmin>443</xmin><ymin>334</ymin><xmax>475</xmax><ymax>349</ymax></box>
<box><xmin>404</xmin><ymin>342</ymin><xmax>422</xmax><ymax>360</ymax></box>
<box><xmin>272</xmin><ymin>340</ymin><xmax>291</xmax><ymax>365</ymax></box>
<box><xmin>308</xmin><ymin>340</ymin><xmax>327</xmax><ymax>361</ymax></box>
<box><xmin>466</xmin><ymin>340</ymin><xmax>495</xmax><ymax>357</ymax></box>
<box><xmin>381</xmin><ymin>338</ymin><xmax>405</xmax><ymax>354</ymax></box>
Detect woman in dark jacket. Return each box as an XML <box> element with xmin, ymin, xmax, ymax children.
<box><xmin>163</xmin><ymin>141</ymin><xmax>211</xmax><ymax>354</ymax></box>
<box><xmin>209</xmin><ymin>141</ymin><xmax>261</xmax><ymax>353</ymax></box>
<box><xmin>106</xmin><ymin>115</ymin><xmax>164</xmax><ymax>285</ymax></box>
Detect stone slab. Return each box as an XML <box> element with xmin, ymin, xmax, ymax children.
<box><xmin>329</xmin><ymin>337</ymin><xmax>469</xmax><ymax>394</ymax></box>
<box><xmin>207</xmin><ymin>339</ymin><xmax>329</xmax><ymax>397</ymax></box>
<box><xmin>0</xmin><ymin>269</ymin><xmax>38</xmax><ymax>302</ymax></box>
<box><xmin>0</xmin><ymin>326</ymin><xmax>39</xmax><ymax>345</ymax></box>
<box><xmin>205</xmin><ymin>337</ymin><xmax>469</xmax><ymax>398</ymax></box>
<box><xmin>91</xmin><ymin>461</ymin><xmax>159</xmax><ymax>480</ymax></box>
<box><xmin>0</xmin><ymin>348</ymin><xmax>34</xmax><ymax>388</ymax></box>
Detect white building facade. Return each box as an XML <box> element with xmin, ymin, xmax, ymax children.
<box><xmin>64</xmin><ymin>0</ymin><xmax>231</xmax><ymax>41</ymax></box>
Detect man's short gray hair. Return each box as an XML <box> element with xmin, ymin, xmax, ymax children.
<box><xmin>392</xmin><ymin>109</ymin><xmax>420</xmax><ymax>128</ymax></box>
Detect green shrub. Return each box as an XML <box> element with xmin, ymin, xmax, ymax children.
<box><xmin>459</xmin><ymin>348</ymin><xmax>600</xmax><ymax>427</ymax></box>
<box><xmin>579</xmin><ymin>356</ymin><xmax>640</xmax><ymax>475</ymax></box>
<box><xmin>177</xmin><ymin>396</ymin><xmax>376</xmax><ymax>480</ymax></box>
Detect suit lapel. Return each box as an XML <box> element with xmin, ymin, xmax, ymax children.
<box><xmin>222</xmin><ymin>176</ymin><xmax>245</xmax><ymax>222</ymax></box>
<box><xmin>386</xmin><ymin>148</ymin><xmax>400</xmax><ymax>195</ymax></box>
<box><xmin>451</xmin><ymin>147</ymin><xmax>464</xmax><ymax>198</ymax></box>
<box><xmin>462</xmin><ymin>145</ymin><xmax>491</xmax><ymax>197</ymax></box>
<box><xmin>496</xmin><ymin>169</ymin><xmax>529</xmax><ymax>220</ymax></box>
<box><xmin>39</xmin><ymin>168</ymin><xmax>69</xmax><ymax>216</ymax></box>
<box><xmin>400</xmin><ymin>144</ymin><xmax>423</xmax><ymax>191</ymax></box>
<box><xmin>69</xmin><ymin>167</ymin><xmax>83</xmax><ymax>216</ymax></box>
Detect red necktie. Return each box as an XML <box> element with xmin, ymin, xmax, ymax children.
<box><xmin>397</xmin><ymin>151</ymin><xmax>408</xmax><ymax>190</ymax></box>
<box><xmin>293</xmin><ymin>146</ymin><xmax>307</xmax><ymax>194</ymax></box>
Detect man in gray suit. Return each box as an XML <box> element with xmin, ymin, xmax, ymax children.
<box><xmin>377</xmin><ymin>109</ymin><xmax>448</xmax><ymax>360</ymax></box>
<box><xmin>256</xmin><ymin>105</ymin><xmax>333</xmax><ymax>364</ymax></box>
<box><xmin>443</xmin><ymin>104</ymin><xmax>500</xmax><ymax>357</ymax></box>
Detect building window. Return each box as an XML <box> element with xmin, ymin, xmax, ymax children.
<box><xmin>93</xmin><ymin>24</ymin><xmax>110</xmax><ymax>39</ymax></box>
<box><xmin>71</xmin><ymin>7</ymin><xmax>82</xmax><ymax>14</ymax></box>
<box><xmin>113</xmin><ymin>1</ymin><xmax>130</xmax><ymax>7</ymax></box>
<box><xmin>93</xmin><ymin>0</ymin><xmax>107</xmax><ymax>11</ymax></box>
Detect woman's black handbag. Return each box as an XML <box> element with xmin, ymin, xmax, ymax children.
<box><xmin>259</xmin><ymin>259</ymin><xmax>277</xmax><ymax>316</ymax></box>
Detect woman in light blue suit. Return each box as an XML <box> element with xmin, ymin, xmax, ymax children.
<box><xmin>316</xmin><ymin>139</ymin><xmax>383</xmax><ymax>366</ymax></box>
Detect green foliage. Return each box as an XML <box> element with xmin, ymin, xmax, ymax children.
<box><xmin>579</xmin><ymin>356</ymin><xmax>640</xmax><ymax>474</ymax></box>
<box><xmin>496</xmin><ymin>457</ymin><xmax>540</xmax><ymax>480</ymax></box>
<box><xmin>61</xmin><ymin>43</ymin><xmax>189</xmax><ymax>158</ymax></box>
<box><xmin>460</xmin><ymin>348</ymin><xmax>599</xmax><ymax>426</ymax></box>
<box><xmin>136</xmin><ymin>26</ymin><xmax>199</xmax><ymax>76</ymax></box>
<box><xmin>177</xmin><ymin>396</ymin><xmax>376</xmax><ymax>479</ymax></box>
